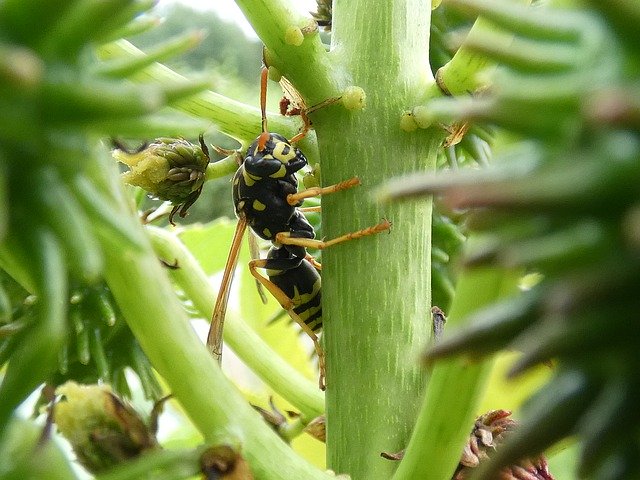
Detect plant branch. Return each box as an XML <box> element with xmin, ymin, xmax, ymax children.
<box><xmin>102</xmin><ymin>237</ymin><xmax>332</xmax><ymax>479</ymax></box>
<box><xmin>392</xmin><ymin>236</ymin><xmax>521</xmax><ymax>480</ymax></box>
<box><xmin>318</xmin><ymin>1</ymin><xmax>440</xmax><ymax>479</ymax></box>
<box><xmin>234</xmin><ymin>0</ymin><xmax>338</xmax><ymax>104</ymax></box>
<box><xmin>96</xmin><ymin>40</ymin><xmax>316</xmax><ymax>153</ymax></box>
<box><xmin>426</xmin><ymin>0</ymin><xmax>532</xmax><ymax>99</ymax></box>
<box><xmin>146</xmin><ymin>225</ymin><xmax>325</xmax><ymax>420</ymax></box>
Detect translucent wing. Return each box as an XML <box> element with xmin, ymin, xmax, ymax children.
<box><xmin>207</xmin><ymin>216</ymin><xmax>248</xmax><ymax>361</ymax></box>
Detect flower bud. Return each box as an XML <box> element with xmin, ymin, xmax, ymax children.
<box><xmin>54</xmin><ymin>381</ymin><xmax>159</xmax><ymax>472</ymax></box>
<box><xmin>113</xmin><ymin>137</ymin><xmax>209</xmax><ymax>210</ymax></box>
<box><xmin>454</xmin><ymin>410</ymin><xmax>554</xmax><ymax>480</ymax></box>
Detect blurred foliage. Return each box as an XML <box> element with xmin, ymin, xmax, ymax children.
<box><xmin>0</xmin><ymin>0</ymin><xmax>207</xmax><ymax>471</ymax></box>
<box><xmin>132</xmin><ymin>4</ymin><xmax>262</xmax><ymax>90</ymax></box>
<box><xmin>383</xmin><ymin>0</ymin><xmax>640</xmax><ymax>478</ymax></box>
<box><xmin>5</xmin><ymin>0</ymin><xmax>638</xmax><ymax>478</ymax></box>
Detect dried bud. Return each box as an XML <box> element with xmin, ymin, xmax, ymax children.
<box><xmin>53</xmin><ymin>381</ymin><xmax>159</xmax><ymax>472</ymax></box>
<box><xmin>200</xmin><ymin>445</ymin><xmax>254</xmax><ymax>480</ymax></box>
<box><xmin>454</xmin><ymin>410</ymin><xmax>554</xmax><ymax>480</ymax></box>
<box><xmin>311</xmin><ymin>0</ymin><xmax>332</xmax><ymax>31</ymax></box>
<box><xmin>253</xmin><ymin>398</ymin><xmax>288</xmax><ymax>432</ymax></box>
<box><xmin>431</xmin><ymin>306</ymin><xmax>447</xmax><ymax>343</ymax></box>
<box><xmin>380</xmin><ymin>449</ymin><xmax>405</xmax><ymax>461</ymax></box>
<box><xmin>113</xmin><ymin>137</ymin><xmax>210</xmax><ymax>221</ymax></box>
<box><xmin>303</xmin><ymin>415</ymin><xmax>326</xmax><ymax>443</ymax></box>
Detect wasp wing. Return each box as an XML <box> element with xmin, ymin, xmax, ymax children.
<box><xmin>207</xmin><ymin>216</ymin><xmax>248</xmax><ymax>361</ymax></box>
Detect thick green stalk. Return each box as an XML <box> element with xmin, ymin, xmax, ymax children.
<box><xmin>315</xmin><ymin>1</ymin><xmax>439</xmax><ymax>478</ymax></box>
<box><xmin>102</xmin><ymin>240</ymin><xmax>332</xmax><ymax>479</ymax></box>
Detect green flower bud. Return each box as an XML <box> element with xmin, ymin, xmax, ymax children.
<box><xmin>341</xmin><ymin>86</ymin><xmax>366</xmax><ymax>111</ymax></box>
<box><xmin>400</xmin><ymin>111</ymin><xmax>419</xmax><ymax>132</ymax></box>
<box><xmin>113</xmin><ymin>137</ymin><xmax>210</xmax><ymax>219</ymax></box>
<box><xmin>54</xmin><ymin>381</ymin><xmax>159</xmax><ymax>472</ymax></box>
<box><xmin>114</xmin><ymin>137</ymin><xmax>209</xmax><ymax>199</ymax></box>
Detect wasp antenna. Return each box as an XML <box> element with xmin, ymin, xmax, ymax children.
<box><xmin>288</xmin><ymin>117</ymin><xmax>311</xmax><ymax>145</ymax></box>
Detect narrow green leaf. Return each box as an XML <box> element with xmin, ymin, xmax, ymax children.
<box><xmin>96</xmin><ymin>31</ymin><xmax>205</xmax><ymax>79</ymax></box>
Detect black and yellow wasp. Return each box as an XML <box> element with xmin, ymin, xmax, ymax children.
<box><xmin>206</xmin><ymin>66</ymin><xmax>390</xmax><ymax>390</ymax></box>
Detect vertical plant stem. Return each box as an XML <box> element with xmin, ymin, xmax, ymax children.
<box><xmin>317</xmin><ymin>1</ymin><xmax>441</xmax><ymax>478</ymax></box>
<box><xmin>392</xmin><ymin>241</ymin><xmax>520</xmax><ymax>480</ymax></box>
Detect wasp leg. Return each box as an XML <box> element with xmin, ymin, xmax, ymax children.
<box><xmin>305</xmin><ymin>253</ymin><xmax>322</xmax><ymax>270</ymax></box>
<box><xmin>287</xmin><ymin>177</ymin><xmax>360</xmax><ymax>205</ymax></box>
<box><xmin>248</xmin><ymin>232</ymin><xmax>268</xmax><ymax>304</ymax></box>
<box><xmin>280</xmin><ymin>211</ymin><xmax>316</xmax><ymax>261</ymax></box>
<box><xmin>288</xmin><ymin>96</ymin><xmax>342</xmax><ymax>145</ymax></box>
<box><xmin>288</xmin><ymin>110</ymin><xmax>313</xmax><ymax>145</ymax></box>
<box><xmin>276</xmin><ymin>219</ymin><xmax>392</xmax><ymax>250</ymax></box>
<box><xmin>249</xmin><ymin>258</ymin><xmax>326</xmax><ymax>391</ymax></box>
<box><xmin>299</xmin><ymin>206</ymin><xmax>321</xmax><ymax>213</ymax></box>
<box><xmin>306</xmin><ymin>96</ymin><xmax>342</xmax><ymax>116</ymax></box>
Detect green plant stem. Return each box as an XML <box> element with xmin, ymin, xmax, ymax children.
<box><xmin>313</xmin><ymin>1</ymin><xmax>440</xmax><ymax>479</ymax></box>
<box><xmin>102</xmin><ymin>239</ymin><xmax>332</xmax><ymax>479</ymax></box>
<box><xmin>147</xmin><ymin>225</ymin><xmax>325</xmax><ymax>420</ymax></box>
<box><xmin>428</xmin><ymin>0</ymin><xmax>532</xmax><ymax>97</ymax></box>
<box><xmin>96</xmin><ymin>40</ymin><xmax>314</xmax><ymax>151</ymax></box>
<box><xmin>392</xmin><ymin>237</ymin><xmax>520</xmax><ymax>480</ymax></box>
<box><xmin>95</xmin><ymin>447</ymin><xmax>204</xmax><ymax>480</ymax></box>
<box><xmin>233</xmin><ymin>0</ymin><xmax>338</xmax><ymax>104</ymax></box>
<box><xmin>204</xmin><ymin>155</ymin><xmax>239</xmax><ymax>182</ymax></box>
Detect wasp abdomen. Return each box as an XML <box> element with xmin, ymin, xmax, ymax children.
<box><xmin>265</xmin><ymin>246</ymin><xmax>323</xmax><ymax>332</ymax></box>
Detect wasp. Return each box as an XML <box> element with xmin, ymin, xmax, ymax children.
<box><xmin>206</xmin><ymin>66</ymin><xmax>390</xmax><ymax>390</ymax></box>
